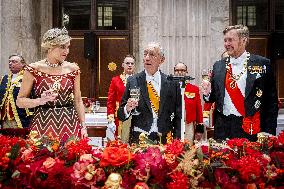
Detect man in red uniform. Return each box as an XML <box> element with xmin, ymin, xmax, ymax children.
<box><xmin>174</xmin><ymin>62</ymin><xmax>203</xmax><ymax>143</ymax></box>
<box><xmin>107</xmin><ymin>55</ymin><xmax>136</xmax><ymax>139</ymax></box>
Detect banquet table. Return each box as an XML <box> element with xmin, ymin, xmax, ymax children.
<box><xmin>85</xmin><ymin>112</ymin><xmax>109</xmax><ymax>147</ymax></box>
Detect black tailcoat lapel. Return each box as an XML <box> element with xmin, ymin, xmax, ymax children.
<box><xmin>245</xmin><ymin>55</ymin><xmax>256</xmax><ymax>99</ymax></box>
<box><xmin>215</xmin><ymin>59</ymin><xmax>226</xmax><ymax>102</ymax></box>
<box><xmin>158</xmin><ymin>73</ymin><xmax>168</xmax><ymax>117</ymax></box>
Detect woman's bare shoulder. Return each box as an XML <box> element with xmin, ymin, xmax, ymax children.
<box><xmin>64</xmin><ymin>61</ymin><xmax>80</xmax><ymax>72</ymax></box>
<box><xmin>28</xmin><ymin>60</ymin><xmax>46</xmax><ymax>69</ymax></box>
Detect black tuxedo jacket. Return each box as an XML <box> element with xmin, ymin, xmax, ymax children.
<box><xmin>207</xmin><ymin>54</ymin><xmax>278</xmax><ymax>135</ymax></box>
<box><xmin>117</xmin><ymin>71</ymin><xmax>181</xmax><ymax>143</ymax></box>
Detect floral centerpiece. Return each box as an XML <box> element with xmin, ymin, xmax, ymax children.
<box><xmin>0</xmin><ymin>130</ymin><xmax>283</xmax><ymax>188</ymax></box>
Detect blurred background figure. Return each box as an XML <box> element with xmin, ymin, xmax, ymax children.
<box><xmin>174</xmin><ymin>62</ymin><xmax>204</xmax><ymax>144</ymax></box>
<box><xmin>0</xmin><ymin>54</ymin><xmax>32</xmax><ymax>133</ymax></box>
<box><xmin>107</xmin><ymin>54</ymin><xmax>135</xmax><ymax>142</ymax></box>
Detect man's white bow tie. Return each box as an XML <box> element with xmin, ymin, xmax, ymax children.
<box><xmin>150</xmin><ymin>76</ymin><xmax>158</xmax><ymax>84</ymax></box>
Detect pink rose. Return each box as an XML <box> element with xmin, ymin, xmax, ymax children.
<box><xmin>43</xmin><ymin>157</ymin><xmax>56</xmax><ymax>169</ymax></box>
<box><xmin>21</xmin><ymin>148</ymin><xmax>34</xmax><ymax>163</ymax></box>
<box><xmin>79</xmin><ymin>154</ymin><xmax>93</xmax><ymax>163</ymax></box>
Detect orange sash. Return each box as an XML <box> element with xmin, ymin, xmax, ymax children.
<box><xmin>147</xmin><ymin>81</ymin><xmax>160</xmax><ymax>114</ymax></box>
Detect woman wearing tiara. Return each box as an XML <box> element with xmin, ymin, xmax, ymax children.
<box><xmin>16</xmin><ymin>28</ymin><xmax>87</xmax><ymax>141</ymax></box>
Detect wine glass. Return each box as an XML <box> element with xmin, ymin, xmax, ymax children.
<box><xmin>201</xmin><ymin>69</ymin><xmax>210</xmax><ymax>82</ymax></box>
<box><xmin>95</xmin><ymin>101</ymin><xmax>100</xmax><ymax>112</ymax></box>
<box><xmin>130</xmin><ymin>87</ymin><xmax>140</xmax><ymax>115</ymax></box>
<box><xmin>47</xmin><ymin>82</ymin><xmax>59</xmax><ymax>105</ymax></box>
<box><xmin>93</xmin><ymin>100</ymin><xmax>100</xmax><ymax>113</ymax></box>
<box><xmin>201</xmin><ymin>69</ymin><xmax>212</xmax><ymax>96</ymax></box>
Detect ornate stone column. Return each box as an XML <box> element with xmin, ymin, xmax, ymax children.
<box><xmin>0</xmin><ymin>0</ymin><xmax>52</xmax><ymax>75</ymax></box>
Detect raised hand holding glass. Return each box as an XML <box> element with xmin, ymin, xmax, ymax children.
<box><xmin>130</xmin><ymin>87</ymin><xmax>140</xmax><ymax>115</ymax></box>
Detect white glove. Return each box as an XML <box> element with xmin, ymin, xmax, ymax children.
<box><xmin>107</xmin><ymin>122</ymin><xmax>116</xmax><ymax>134</ymax></box>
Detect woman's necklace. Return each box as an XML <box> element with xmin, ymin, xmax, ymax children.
<box><xmin>45</xmin><ymin>59</ymin><xmax>62</xmax><ymax>68</ymax></box>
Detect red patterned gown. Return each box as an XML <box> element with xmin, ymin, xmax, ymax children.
<box><xmin>25</xmin><ymin>65</ymin><xmax>81</xmax><ymax>141</ymax></box>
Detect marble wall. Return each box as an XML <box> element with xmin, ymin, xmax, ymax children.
<box><xmin>0</xmin><ymin>0</ymin><xmax>52</xmax><ymax>75</ymax></box>
<box><xmin>137</xmin><ymin>0</ymin><xmax>230</xmax><ymax>85</ymax></box>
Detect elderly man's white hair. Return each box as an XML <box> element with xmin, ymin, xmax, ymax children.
<box><xmin>146</xmin><ymin>42</ymin><xmax>165</xmax><ymax>57</ymax></box>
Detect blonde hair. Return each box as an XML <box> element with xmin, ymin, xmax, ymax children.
<box><xmin>41</xmin><ymin>27</ymin><xmax>71</xmax><ymax>49</ymax></box>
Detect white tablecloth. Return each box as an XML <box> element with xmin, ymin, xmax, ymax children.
<box><xmin>85</xmin><ymin>113</ymin><xmax>108</xmax><ymax>126</ymax></box>
<box><xmin>85</xmin><ymin>112</ymin><xmax>115</xmax><ymax>147</ymax></box>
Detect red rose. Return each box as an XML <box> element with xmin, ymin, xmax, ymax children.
<box><xmin>100</xmin><ymin>147</ymin><xmax>132</xmax><ymax>167</ymax></box>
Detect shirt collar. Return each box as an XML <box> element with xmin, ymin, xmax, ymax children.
<box><xmin>125</xmin><ymin>74</ymin><xmax>132</xmax><ymax>79</ymax></box>
<box><xmin>230</xmin><ymin>51</ymin><xmax>247</xmax><ymax>65</ymax></box>
<box><xmin>145</xmin><ymin>70</ymin><xmax>161</xmax><ymax>84</ymax></box>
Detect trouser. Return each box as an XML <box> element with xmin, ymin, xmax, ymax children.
<box><xmin>214</xmin><ymin>111</ymin><xmax>257</xmax><ymax>141</ymax></box>
<box><xmin>185</xmin><ymin>122</ymin><xmax>194</xmax><ymax>144</ymax></box>
<box><xmin>2</xmin><ymin>119</ymin><xmax>18</xmax><ymax>128</ymax></box>
<box><xmin>120</xmin><ymin>118</ymin><xmax>131</xmax><ymax>143</ymax></box>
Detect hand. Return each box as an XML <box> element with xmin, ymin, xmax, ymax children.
<box><xmin>38</xmin><ymin>89</ymin><xmax>58</xmax><ymax>105</ymax></box>
<box><xmin>200</xmin><ymin>80</ymin><xmax>211</xmax><ymax>96</ymax></box>
<box><xmin>126</xmin><ymin>98</ymin><xmax>138</xmax><ymax>113</ymax></box>
<box><xmin>81</xmin><ymin>127</ymin><xmax>88</xmax><ymax>138</ymax></box>
<box><xmin>107</xmin><ymin>122</ymin><xmax>116</xmax><ymax>134</ymax></box>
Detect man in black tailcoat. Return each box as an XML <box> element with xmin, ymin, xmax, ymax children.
<box><xmin>201</xmin><ymin>25</ymin><xmax>278</xmax><ymax>141</ymax></box>
<box><xmin>117</xmin><ymin>42</ymin><xmax>181</xmax><ymax>144</ymax></box>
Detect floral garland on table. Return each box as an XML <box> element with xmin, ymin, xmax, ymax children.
<box><xmin>0</xmin><ymin>131</ymin><xmax>283</xmax><ymax>188</ymax></box>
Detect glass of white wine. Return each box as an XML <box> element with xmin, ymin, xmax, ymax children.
<box><xmin>130</xmin><ymin>87</ymin><xmax>140</xmax><ymax>115</ymax></box>
<box><xmin>201</xmin><ymin>69</ymin><xmax>210</xmax><ymax>82</ymax></box>
<box><xmin>93</xmin><ymin>100</ymin><xmax>100</xmax><ymax>114</ymax></box>
<box><xmin>95</xmin><ymin>101</ymin><xmax>100</xmax><ymax>111</ymax></box>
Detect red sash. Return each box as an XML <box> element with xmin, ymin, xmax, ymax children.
<box><xmin>225</xmin><ymin>64</ymin><xmax>260</xmax><ymax>135</ymax></box>
<box><xmin>225</xmin><ymin>64</ymin><xmax>245</xmax><ymax>116</ymax></box>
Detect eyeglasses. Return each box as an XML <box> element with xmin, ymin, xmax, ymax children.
<box><xmin>125</xmin><ymin>62</ymin><xmax>135</xmax><ymax>65</ymax></box>
<box><xmin>174</xmin><ymin>69</ymin><xmax>187</xmax><ymax>72</ymax></box>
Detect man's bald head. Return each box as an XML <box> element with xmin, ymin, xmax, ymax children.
<box><xmin>174</xmin><ymin>62</ymin><xmax>188</xmax><ymax>76</ymax></box>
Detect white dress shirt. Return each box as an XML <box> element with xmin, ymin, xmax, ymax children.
<box><xmin>11</xmin><ymin>73</ymin><xmax>19</xmax><ymax>82</ymax></box>
<box><xmin>223</xmin><ymin>51</ymin><xmax>248</xmax><ymax>116</ymax></box>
